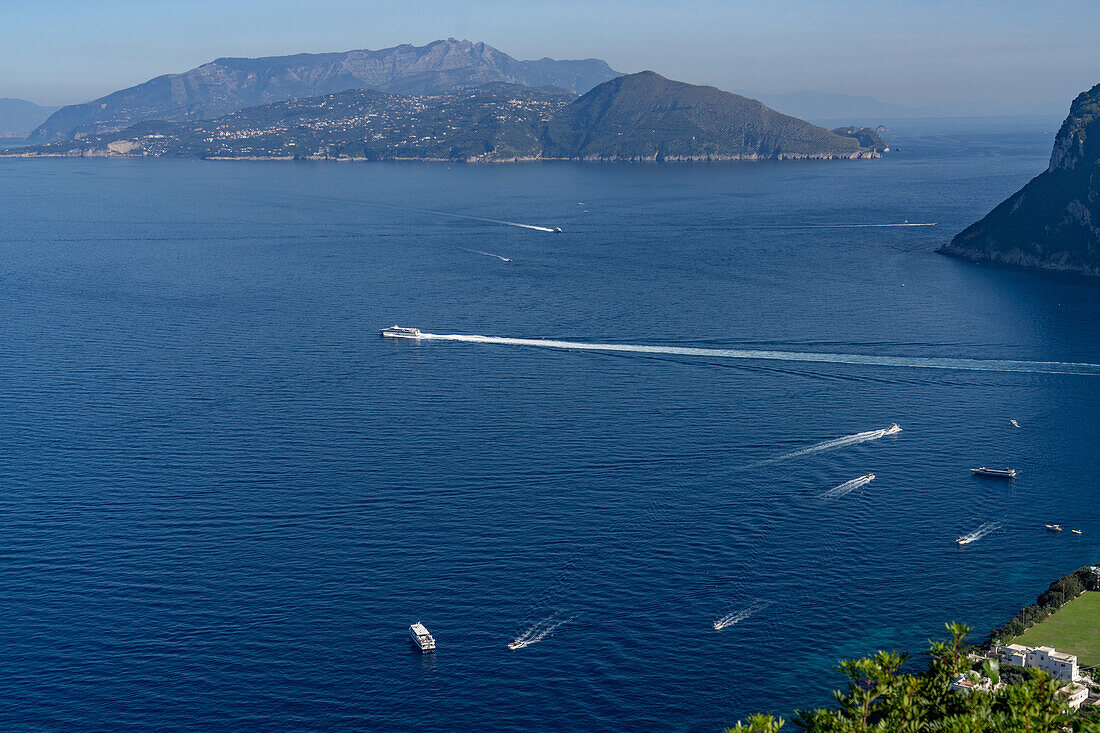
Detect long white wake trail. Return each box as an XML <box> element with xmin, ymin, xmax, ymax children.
<box><xmin>461</xmin><ymin>248</ymin><xmax>512</xmax><ymax>262</ymax></box>
<box><xmin>416</xmin><ymin>208</ymin><xmax>558</xmax><ymax>232</ymax></box>
<box><xmin>714</xmin><ymin>600</ymin><xmax>771</xmax><ymax>631</ymax></box>
<box><xmin>957</xmin><ymin>522</ymin><xmax>1000</xmax><ymax>545</ymax></box>
<box><xmin>509</xmin><ymin>614</ymin><xmax>576</xmax><ymax>650</ymax></box>
<box><xmin>416</xmin><ymin>333</ymin><xmax>1100</xmax><ymax>376</ymax></box>
<box><xmin>762</xmin><ymin>429</ymin><xmax>891</xmax><ymax>467</ymax></box>
<box><xmin>822</xmin><ymin>474</ymin><xmax>875</xmax><ymax>499</ymax></box>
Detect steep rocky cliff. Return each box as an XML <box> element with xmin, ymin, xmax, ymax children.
<box><xmin>940</xmin><ymin>83</ymin><xmax>1100</xmax><ymax>275</ymax></box>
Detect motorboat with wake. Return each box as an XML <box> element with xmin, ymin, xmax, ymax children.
<box><xmin>381</xmin><ymin>325</ymin><xmax>422</xmax><ymax>339</ymax></box>
<box><xmin>883</xmin><ymin>423</ymin><xmax>901</xmax><ymax>435</ymax></box>
<box><xmin>956</xmin><ymin>535</ymin><xmax>976</xmax><ymax>545</ymax></box>
<box><xmin>971</xmin><ymin>467</ymin><xmax>1017</xmax><ymax>478</ymax></box>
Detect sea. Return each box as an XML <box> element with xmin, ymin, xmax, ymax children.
<box><xmin>1</xmin><ymin>116</ymin><xmax>1097</xmax><ymax>732</ymax></box>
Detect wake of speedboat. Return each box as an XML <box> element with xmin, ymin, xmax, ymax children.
<box><xmin>748</xmin><ymin>427</ymin><xmax>896</xmax><ymax>469</ymax></box>
<box><xmin>714</xmin><ymin>600</ymin><xmax>771</xmax><ymax>631</ymax></box>
<box><xmin>422</xmin><ymin>208</ymin><xmax>557</xmax><ymax>232</ymax></box>
<box><xmin>508</xmin><ymin>614</ymin><xmax>576</xmax><ymax>650</ymax></box>
<box><xmin>460</xmin><ymin>248</ymin><xmax>512</xmax><ymax>262</ymax></box>
<box><xmin>821</xmin><ymin>474</ymin><xmax>875</xmax><ymax>499</ymax></box>
<box><xmin>414</xmin><ymin>333</ymin><xmax>1100</xmax><ymax>376</ymax></box>
<box><xmin>957</xmin><ymin>522</ymin><xmax>1000</xmax><ymax>545</ymax></box>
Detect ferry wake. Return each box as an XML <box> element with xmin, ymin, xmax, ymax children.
<box><xmin>402</xmin><ymin>330</ymin><xmax>1100</xmax><ymax>376</ymax></box>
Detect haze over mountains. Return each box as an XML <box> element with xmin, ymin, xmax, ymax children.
<box><xmin>0</xmin><ymin>98</ymin><xmax>59</xmax><ymax>138</ymax></box>
<box><xmin>29</xmin><ymin>39</ymin><xmax>620</xmax><ymax>143</ymax></box>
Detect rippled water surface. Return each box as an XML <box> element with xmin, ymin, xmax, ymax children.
<box><xmin>1</xmin><ymin>117</ymin><xmax>1098</xmax><ymax>731</ymax></box>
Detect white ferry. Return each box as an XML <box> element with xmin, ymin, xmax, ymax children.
<box><xmin>409</xmin><ymin>622</ymin><xmax>436</xmax><ymax>652</ymax></box>
<box><xmin>883</xmin><ymin>423</ymin><xmax>901</xmax><ymax>435</ymax></box>
<box><xmin>381</xmin><ymin>325</ymin><xmax>422</xmax><ymax>339</ymax></box>
<box><xmin>971</xmin><ymin>467</ymin><xmax>1017</xmax><ymax>478</ymax></box>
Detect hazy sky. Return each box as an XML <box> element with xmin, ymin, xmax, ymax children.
<box><xmin>3</xmin><ymin>0</ymin><xmax>1098</xmax><ymax>111</ymax></box>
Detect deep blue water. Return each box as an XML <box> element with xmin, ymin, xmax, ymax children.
<box><xmin>1</xmin><ymin>116</ymin><xmax>1098</xmax><ymax>731</ymax></box>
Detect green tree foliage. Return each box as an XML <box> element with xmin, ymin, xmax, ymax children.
<box><xmin>725</xmin><ymin>623</ymin><xmax>1100</xmax><ymax>733</ymax></box>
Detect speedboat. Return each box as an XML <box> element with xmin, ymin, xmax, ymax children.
<box><xmin>956</xmin><ymin>536</ymin><xmax>974</xmax><ymax>545</ymax></box>
<box><xmin>883</xmin><ymin>423</ymin><xmax>901</xmax><ymax>435</ymax></box>
<box><xmin>553</xmin><ymin>227</ymin><xmax>563</xmax><ymax>233</ymax></box>
<box><xmin>1045</xmin><ymin>524</ymin><xmax>1063</xmax><ymax>532</ymax></box>
<box><xmin>409</xmin><ymin>622</ymin><xmax>436</xmax><ymax>652</ymax></box>
<box><xmin>1071</xmin><ymin>529</ymin><xmax>1083</xmax><ymax>535</ymax></box>
<box><xmin>862</xmin><ymin>473</ymin><xmax>876</xmax><ymax>482</ymax></box>
<box><xmin>971</xmin><ymin>467</ymin><xmax>1017</xmax><ymax>478</ymax></box>
<box><xmin>1010</xmin><ymin>420</ymin><xmax>1020</xmax><ymax>428</ymax></box>
<box><xmin>381</xmin><ymin>325</ymin><xmax>422</xmax><ymax>339</ymax></box>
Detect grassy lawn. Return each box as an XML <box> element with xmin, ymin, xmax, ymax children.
<box><xmin>1012</xmin><ymin>591</ymin><xmax>1100</xmax><ymax>667</ymax></box>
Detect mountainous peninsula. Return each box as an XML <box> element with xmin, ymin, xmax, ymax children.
<box><xmin>7</xmin><ymin>72</ymin><xmax>881</xmax><ymax>163</ymax></box>
<box><xmin>941</xmin><ymin>82</ymin><xmax>1100</xmax><ymax>275</ymax></box>
<box><xmin>541</xmin><ymin>72</ymin><xmax>870</xmax><ymax>160</ymax></box>
<box><xmin>28</xmin><ymin>39</ymin><xmax>620</xmax><ymax>143</ymax></box>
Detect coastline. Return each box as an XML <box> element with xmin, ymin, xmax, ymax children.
<box><xmin>980</xmin><ymin>564</ymin><xmax>1100</xmax><ymax>651</ymax></box>
<box><xmin>0</xmin><ymin>148</ymin><xmax>882</xmax><ymax>163</ymax></box>
<box><xmin>938</xmin><ymin>243</ymin><xmax>1100</xmax><ymax>277</ymax></box>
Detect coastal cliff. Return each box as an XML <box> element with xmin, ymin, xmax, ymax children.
<box><xmin>940</xmin><ymin>83</ymin><xmax>1100</xmax><ymax>275</ymax></box>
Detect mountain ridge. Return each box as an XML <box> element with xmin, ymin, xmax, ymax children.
<box><xmin>0</xmin><ymin>98</ymin><xmax>60</xmax><ymax>138</ymax></box>
<box><xmin>28</xmin><ymin>39</ymin><xmax>621</xmax><ymax>143</ymax></box>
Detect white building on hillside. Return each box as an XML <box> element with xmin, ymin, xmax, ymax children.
<box><xmin>1060</xmin><ymin>682</ymin><xmax>1089</xmax><ymax>711</ymax></box>
<box><xmin>1001</xmin><ymin>644</ymin><xmax>1079</xmax><ymax>681</ymax></box>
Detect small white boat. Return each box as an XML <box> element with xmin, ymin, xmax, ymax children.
<box><xmin>1045</xmin><ymin>524</ymin><xmax>1063</xmax><ymax>532</ymax></box>
<box><xmin>862</xmin><ymin>473</ymin><xmax>875</xmax><ymax>482</ymax></box>
<box><xmin>883</xmin><ymin>423</ymin><xmax>901</xmax><ymax>435</ymax></box>
<box><xmin>1071</xmin><ymin>529</ymin><xmax>1083</xmax><ymax>535</ymax></box>
<box><xmin>956</xmin><ymin>535</ymin><xmax>975</xmax><ymax>545</ymax></box>
<box><xmin>553</xmin><ymin>227</ymin><xmax>563</xmax><ymax>233</ymax></box>
<box><xmin>409</xmin><ymin>622</ymin><xmax>436</xmax><ymax>652</ymax></box>
<box><xmin>381</xmin><ymin>325</ymin><xmax>422</xmax><ymax>339</ymax></box>
<box><xmin>1010</xmin><ymin>419</ymin><xmax>1020</xmax><ymax>428</ymax></box>
<box><xmin>971</xmin><ymin>467</ymin><xmax>1017</xmax><ymax>478</ymax></box>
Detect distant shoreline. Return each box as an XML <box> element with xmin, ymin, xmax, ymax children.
<box><xmin>0</xmin><ymin>150</ymin><xmax>881</xmax><ymax>163</ymax></box>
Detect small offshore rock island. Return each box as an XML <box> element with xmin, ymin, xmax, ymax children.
<box><xmin>3</xmin><ymin>71</ymin><xmax>885</xmax><ymax>163</ymax></box>
<box><xmin>941</xmin><ymin>82</ymin><xmax>1100</xmax><ymax>275</ymax></box>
